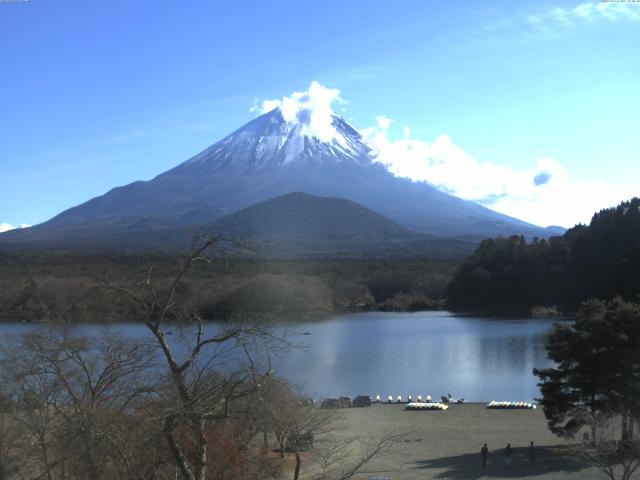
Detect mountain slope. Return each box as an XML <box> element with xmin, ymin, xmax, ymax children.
<box><xmin>209</xmin><ymin>192</ymin><xmax>412</xmax><ymax>240</ymax></box>
<box><xmin>0</xmin><ymin>108</ymin><xmax>554</xmax><ymax>251</ymax></box>
<box><xmin>160</xmin><ymin>192</ymin><xmax>477</xmax><ymax>258</ymax></box>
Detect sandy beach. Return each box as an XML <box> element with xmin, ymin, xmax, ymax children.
<box><xmin>308</xmin><ymin>403</ymin><xmax>609</xmax><ymax>480</ymax></box>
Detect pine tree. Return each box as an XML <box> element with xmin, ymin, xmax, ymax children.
<box><xmin>534</xmin><ymin>298</ymin><xmax>640</xmax><ymax>440</ymax></box>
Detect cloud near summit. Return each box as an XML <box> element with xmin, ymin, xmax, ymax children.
<box><xmin>256</xmin><ymin>82</ymin><xmax>631</xmax><ymax>228</ymax></box>
<box><xmin>361</xmin><ymin>115</ymin><xmax>634</xmax><ymax>228</ymax></box>
<box><xmin>259</xmin><ymin>81</ymin><xmax>345</xmax><ymax>142</ymax></box>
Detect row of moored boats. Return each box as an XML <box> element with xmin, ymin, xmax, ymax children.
<box><xmin>376</xmin><ymin>395</ymin><xmax>434</xmax><ymax>403</ymax></box>
<box><xmin>405</xmin><ymin>402</ymin><xmax>449</xmax><ymax>410</ymax></box>
<box><xmin>486</xmin><ymin>401</ymin><xmax>537</xmax><ymax>409</ymax></box>
<box><xmin>349</xmin><ymin>395</ymin><xmax>537</xmax><ymax>410</ymax></box>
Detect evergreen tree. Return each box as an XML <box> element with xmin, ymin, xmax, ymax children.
<box><xmin>534</xmin><ymin>298</ymin><xmax>640</xmax><ymax>439</ymax></box>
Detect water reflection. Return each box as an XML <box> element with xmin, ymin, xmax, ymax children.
<box><xmin>271</xmin><ymin>312</ymin><xmax>560</xmax><ymax>401</ymax></box>
<box><xmin>0</xmin><ymin>311</ymin><xmax>562</xmax><ymax>402</ymax></box>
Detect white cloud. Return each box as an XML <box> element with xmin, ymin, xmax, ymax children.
<box><xmin>374</xmin><ymin>115</ymin><xmax>393</xmax><ymax>130</ymax></box>
<box><xmin>478</xmin><ymin>1</ymin><xmax>640</xmax><ymax>47</ymax></box>
<box><xmin>363</xmin><ymin>118</ymin><xmax>633</xmax><ymax>228</ymax></box>
<box><xmin>260</xmin><ymin>81</ymin><xmax>345</xmax><ymax>142</ymax></box>
<box><xmin>546</xmin><ymin>2</ymin><xmax>640</xmax><ymax>24</ymax></box>
<box><xmin>0</xmin><ymin>223</ymin><xmax>31</xmax><ymax>233</ymax></box>
<box><xmin>530</xmin><ymin>1</ymin><xmax>640</xmax><ymax>31</ymax></box>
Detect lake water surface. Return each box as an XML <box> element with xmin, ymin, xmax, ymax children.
<box><xmin>0</xmin><ymin>311</ymin><xmax>562</xmax><ymax>402</ymax></box>
<box><xmin>273</xmin><ymin>311</ymin><xmax>561</xmax><ymax>402</ymax></box>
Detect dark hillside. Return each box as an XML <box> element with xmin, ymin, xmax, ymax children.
<box><xmin>448</xmin><ymin>198</ymin><xmax>640</xmax><ymax>313</ymax></box>
<box><xmin>210</xmin><ymin>192</ymin><xmax>412</xmax><ymax>240</ymax></box>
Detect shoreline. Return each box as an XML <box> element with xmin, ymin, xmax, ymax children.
<box><xmin>0</xmin><ymin>305</ymin><xmax>572</xmax><ymax>324</ymax></box>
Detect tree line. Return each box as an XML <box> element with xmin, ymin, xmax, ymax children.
<box><xmin>0</xmin><ymin>253</ymin><xmax>457</xmax><ymax>322</ymax></box>
<box><xmin>448</xmin><ymin>198</ymin><xmax>640</xmax><ymax>313</ymax></box>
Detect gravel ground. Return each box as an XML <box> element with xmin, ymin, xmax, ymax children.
<box><xmin>305</xmin><ymin>403</ymin><xmax>613</xmax><ymax>480</ymax></box>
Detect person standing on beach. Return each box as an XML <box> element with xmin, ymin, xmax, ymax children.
<box><xmin>529</xmin><ymin>441</ymin><xmax>536</xmax><ymax>465</ymax></box>
<box><xmin>504</xmin><ymin>443</ymin><xmax>512</xmax><ymax>466</ymax></box>
<box><xmin>481</xmin><ymin>444</ymin><xmax>488</xmax><ymax>467</ymax></box>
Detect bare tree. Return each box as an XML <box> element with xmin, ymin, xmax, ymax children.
<box><xmin>257</xmin><ymin>378</ymin><xmax>334</xmax><ymax>480</ymax></box>
<box><xmin>0</xmin><ymin>238</ymin><xmax>399</xmax><ymax>480</ymax></box>
<box><xmin>0</xmin><ymin>328</ymin><xmax>164</xmax><ymax>480</ymax></box>
<box><xmin>310</xmin><ymin>432</ymin><xmax>403</xmax><ymax>480</ymax></box>
<box><xmin>572</xmin><ymin>410</ymin><xmax>640</xmax><ymax>480</ymax></box>
<box><xmin>287</xmin><ymin>407</ymin><xmax>334</xmax><ymax>480</ymax></box>
<box><xmin>0</xmin><ymin>355</ymin><xmax>59</xmax><ymax>480</ymax></box>
<box><xmin>106</xmin><ymin>238</ymin><xmax>288</xmax><ymax>480</ymax></box>
<box><xmin>254</xmin><ymin>377</ymin><xmax>403</xmax><ymax>480</ymax></box>
<box><xmin>0</xmin><ymin>400</ymin><xmax>30</xmax><ymax>480</ymax></box>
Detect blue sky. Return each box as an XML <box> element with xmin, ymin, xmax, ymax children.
<box><xmin>1</xmin><ymin>0</ymin><xmax>639</xmax><ymax>230</ymax></box>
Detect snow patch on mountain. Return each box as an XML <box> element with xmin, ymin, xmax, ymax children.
<box><xmin>179</xmin><ymin>111</ymin><xmax>372</xmax><ymax>173</ymax></box>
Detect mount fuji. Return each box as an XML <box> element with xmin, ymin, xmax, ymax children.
<box><xmin>0</xmin><ymin>108</ymin><xmax>555</xmax><ymax>252</ymax></box>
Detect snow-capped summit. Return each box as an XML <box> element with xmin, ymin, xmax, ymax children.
<box><xmin>177</xmin><ymin>108</ymin><xmax>372</xmax><ymax>173</ymax></box>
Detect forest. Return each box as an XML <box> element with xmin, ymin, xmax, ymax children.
<box><xmin>0</xmin><ymin>252</ymin><xmax>457</xmax><ymax>323</ymax></box>
<box><xmin>448</xmin><ymin>198</ymin><xmax>640</xmax><ymax>313</ymax></box>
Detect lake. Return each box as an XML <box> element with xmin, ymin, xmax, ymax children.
<box><xmin>272</xmin><ymin>311</ymin><xmax>561</xmax><ymax>402</ymax></box>
<box><xmin>0</xmin><ymin>311</ymin><xmax>562</xmax><ymax>402</ymax></box>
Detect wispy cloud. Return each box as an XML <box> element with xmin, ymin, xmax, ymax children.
<box><xmin>9</xmin><ymin>95</ymin><xmax>252</xmax><ymax>185</ymax></box>
<box><xmin>27</xmin><ymin>159</ymin><xmax>95</xmax><ymax>180</ymax></box>
<box><xmin>475</xmin><ymin>1</ymin><xmax>640</xmax><ymax>46</ymax></box>
<box><xmin>538</xmin><ymin>1</ymin><xmax>640</xmax><ymax>30</ymax></box>
<box><xmin>104</xmin><ymin>95</ymin><xmax>250</xmax><ymax>146</ymax></box>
